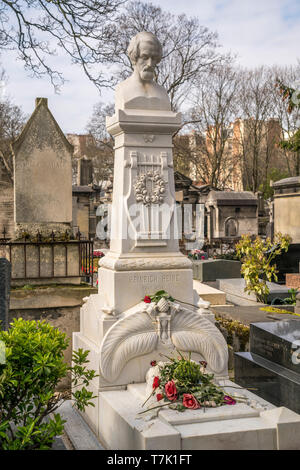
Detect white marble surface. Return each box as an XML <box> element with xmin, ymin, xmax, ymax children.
<box><xmin>85</xmin><ymin>381</ymin><xmax>300</xmax><ymax>450</ymax></box>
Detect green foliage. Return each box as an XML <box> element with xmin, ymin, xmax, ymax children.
<box><xmin>280</xmin><ymin>128</ymin><xmax>300</xmax><ymax>153</ymax></box>
<box><xmin>214</xmin><ymin>253</ymin><xmax>239</xmax><ymax>261</ymax></box>
<box><xmin>276</xmin><ymin>79</ymin><xmax>300</xmax><ymax>153</ymax></box>
<box><xmin>155</xmin><ymin>352</ymin><xmax>229</xmax><ymax>410</ymax></box>
<box><xmin>216</xmin><ymin>317</ymin><xmax>250</xmax><ymax>351</ymax></box>
<box><xmin>283</xmin><ymin>288</ymin><xmax>299</xmax><ymax>305</ymax></box>
<box><xmin>0</xmin><ymin>318</ymin><xmax>97</xmax><ymax>450</ymax></box>
<box><xmin>173</xmin><ymin>359</ymin><xmax>203</xmax><ymax>385</ymax></box>
<box><xmin>276</xmin><ymin>80</ymin><xmax>300</xmax><ymax>114</ymax></box>
<box><xmin>260</xmin><ymin>306</ymin><xmax>300</xmax><ymax>317</ymax></box>
<box><xmin>259</xmin><ymin>168</ymin><xmax>290</xmax><ymax>199</ymax></box>
<box><xmin>148</xmin><ymin>290</ymin><xmax>175</xmax><ymax>304</ymax></box>
<box><xmin>236</xmin><ymin>233</ymin><xmax>291</xmax><ymax>303</ymax></box>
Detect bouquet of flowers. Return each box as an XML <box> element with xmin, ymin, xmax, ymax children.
<box><xmin>188</xmin><ymin>249</ymin><xmax>207</xmax><ymax>261</ymax></box>
<box><xmin>93</xmin><ymin>250</ymin><xmax>105</xmax><ymax>259</ymax></box>
<box><xmin>141</xmin><ymin>352</ymin><xmax>240</xmax><ymax>416</ymax></box>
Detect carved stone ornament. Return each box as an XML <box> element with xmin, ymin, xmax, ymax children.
<box><xmin>143</xmin><ymin>134</ymin><xmax>155</xmax><ymax>143</ymax></box>
<box><xmin>134</xmin><ymin>170</ymin><xmax>166</xmax><ymax>206</ymax></box>
<box><xmin>100</xmin><ymin>301</ymin><xmax>228</xmax><ymax>382</ymax></box>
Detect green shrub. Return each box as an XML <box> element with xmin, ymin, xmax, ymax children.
<box><xmin>236</xmin><ymin>233</ymin><xmax>291</xmax><ymax>303</ymax></box>
<box><xmin>0</xmin><ymin>318</ymin><xmax>97</xmax><ymax>450</ymax></box>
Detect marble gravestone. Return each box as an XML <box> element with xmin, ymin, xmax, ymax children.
<box><xmin>73</xmin><ymin>32</ymin><xmax>300</xmax><ymax>450</ymax></box>
<box><xmin>235</xmin><ymin>320</ymin><xmax>300</xmax><ymax>414</ymax></box>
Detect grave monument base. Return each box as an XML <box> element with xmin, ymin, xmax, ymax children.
<box><xmin>77</xmin><ymin>380</ymin><xmax>300</xmax><ymax>450</ymax></box>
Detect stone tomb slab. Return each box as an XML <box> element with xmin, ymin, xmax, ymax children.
<box><xmin>217</xmin><ymin>278</ymin><xmax>290</xmax><ymax>306</ymax></box>
<box><xmin>234</xmin><ymin>352</ymin><xmax>300</xmax><ymax>414</ymax></box>
<box><xmin>193</xmin><ymin>280</ymin><xmax>226</xmax><ymax>306</ymax></box>
<box><xmin>235</xmin><ymin>320</ymin><xmax>300</xmax><ymax>414</ymax></box>
<box><xmin>95</xmin><ymin>381</ymin><xmax>300</xmax><ymax>450</ymax></box>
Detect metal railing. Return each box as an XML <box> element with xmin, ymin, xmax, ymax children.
<box><xmin>0</xmin><ymin>229</ymin><xmax>94</xmax><ymax>286</ymax></box>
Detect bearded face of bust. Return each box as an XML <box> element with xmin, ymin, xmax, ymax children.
<box><xmin>134</xmin><ymin>40</ymin><xmax>161</xmax><ymax>82</ymax></box>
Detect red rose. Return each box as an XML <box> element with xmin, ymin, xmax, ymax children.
<box><xmin>182</xmin><ymin>394</ymin><xmax>201</xmax><ymax>409</ymax></box>
<box><xmin>165</xmin><ymin>380</ymin><xmax>178</xmax><ymax>401</ymax></box>
<box><xmin>150</xmin><ymin>360</ymin><xmax>157</xmax><ymax>367</ymax></box>
<box><xmin>224</xmin><ymin>395</ymin><xmax>236</xmax><ymax>405</ymax></box>
<box><xmin>201</xmin><ymin>256</ymin><xmax>205</xmax><ymax>260</ymax></box>
<box><xmin>152</xmin><ymin>376</ymin><xmax>160</xmax><ymax>389</ymax></box>
<box><xmin>156</xmin><ymin>393</ymin><xmax>164</xmax><ymax>401</ymax></box>
<box><xmin>144</xmin><ymin>296</ymin><xmax>151</xmax><ymax>303</ymax></box>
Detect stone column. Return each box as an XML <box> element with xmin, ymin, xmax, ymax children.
<box><xmin>98</xmin><ymin>108</ymin><xmax>193</xmax><ymax>314</ymax></box>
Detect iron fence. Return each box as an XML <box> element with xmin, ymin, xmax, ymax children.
<box><xmin>0</xmin><ymin>229</ymin><xmax>94</xmax><ymax>286</ymax></box>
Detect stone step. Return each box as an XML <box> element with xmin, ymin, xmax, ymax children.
<box><xmin>249</xmin><ymin>320</ymin><xmax>300</xmax><ymax>374</ymax></box>
<box><xmin>57</xmin><ymin>401</ymin><xmax>105</xmax><ymax>450</ymax></box>
<box><xmin>193</xmin><ymin>280</ymin><xmax>226</xmax><ymax>306</ymax></box>
<box><xmin>234</xmin><ymin>351</ymin><xmax>300</xmax><ymax>414</ymax></box>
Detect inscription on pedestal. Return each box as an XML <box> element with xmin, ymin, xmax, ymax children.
<box><xmin>129</xmin><ymin>273</ymin><xmax>181</xmax><ymax>295</ymax></box>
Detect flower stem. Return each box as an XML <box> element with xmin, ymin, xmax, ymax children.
<box><xmin>138</xmin><ymin>402</ymin><xmax>171</xmax><ymax>415</ymax></box>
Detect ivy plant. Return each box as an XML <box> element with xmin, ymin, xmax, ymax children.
<box><xmin>0</xmin><ymin>318</ymin><xmax>97</xmax><ymax>450</ymax></box>
<box><xmin>236</xmin><ymin>233</ymin><xmax>291</xmax><ymax>304</ymax></box>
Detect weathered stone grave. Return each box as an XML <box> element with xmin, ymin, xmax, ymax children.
<box><xmin>7</xmin><ymin>98</ymin><xmax>82</xmax><ymax>286</ymax></box>
<box><xmin>13</xmin><ymin>97</ymin><xmax>73</xmax><ymax>237</ymax></box>
<box><xmin>0</xmin><ymin>258</ymin><xmax>11</xmax><ymax>330</ymax></box>
<box><xmin>235</xmin><ymin>320</ymin><xmax>300</xmax><ymax>414</ymax></box>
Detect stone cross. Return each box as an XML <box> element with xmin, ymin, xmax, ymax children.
<box><xmin>0</xmin><ymin>258</ymin><xmax>11</xmax><ymax>331</ymax></box>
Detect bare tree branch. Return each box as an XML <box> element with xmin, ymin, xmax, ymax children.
<box><xmin>0</xmin><ymin>0</ymin><xmax>127</xmax><ymax>91</ymax></box>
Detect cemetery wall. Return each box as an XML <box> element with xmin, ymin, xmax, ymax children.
<box><xmin>286</xmin><ymin>274</ymin><xmax>300</xmax><ymax>289</ymax></box>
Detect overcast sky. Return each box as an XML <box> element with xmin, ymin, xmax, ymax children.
<box><xmin>1</xmin><ymin>0</ymin><xmax>300</xmax><ymax>134</ymax></box>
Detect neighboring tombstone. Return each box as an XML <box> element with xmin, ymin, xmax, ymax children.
<box><xmin>79</xmin><ymin>159</ymin><xmax>93</xmax><ymax>186</ymax></box>
<box><xmin>235</xmin><ymin>320</ymin><xmax>300</xmax><ymax>413</ymax></box>
<box><xmin>0</xmin><ymin>258</ymin><xmax>11</xmax><ymax>331</ymax></box>
<box><xmin>205</xmin><ymin>190</ymin><xmax>258</xmax><ymax>241</ymax></box>
<box><xmin>12</xmin><ymin>97</ymin><xmax>74</xmax><ymax>237</ymax></box>
<box><xmin>272</xmin><ymin>176</ymin><xmax>300</xmax><ymax>243</ymax></box>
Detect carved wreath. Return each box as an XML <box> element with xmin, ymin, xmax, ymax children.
<box><xmin>134</xmin><ymin>171</ymin><xmax>166</xmax><ymax>206</ymax></box>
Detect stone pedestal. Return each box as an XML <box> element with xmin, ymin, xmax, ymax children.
<box><xmin>98</xmin><ymin>108</ymin><xmax>194</xmax><ymax>314</ymax></box>
<box><xmin>73</xmin><ymin>90</ymin><xmax>230</xmax><ymax>442</ymax></box>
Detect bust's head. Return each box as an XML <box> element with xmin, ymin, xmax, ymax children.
<box><xmin>127</xmin><ymin>32</ymin><xmax>162</xmax><ymax>82</ymax></box>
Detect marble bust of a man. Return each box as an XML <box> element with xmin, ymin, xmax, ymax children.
<box><xmin>115</xmin><ymin>32</ymin><xmax>171</xmax><ymax>111</ymax></box>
